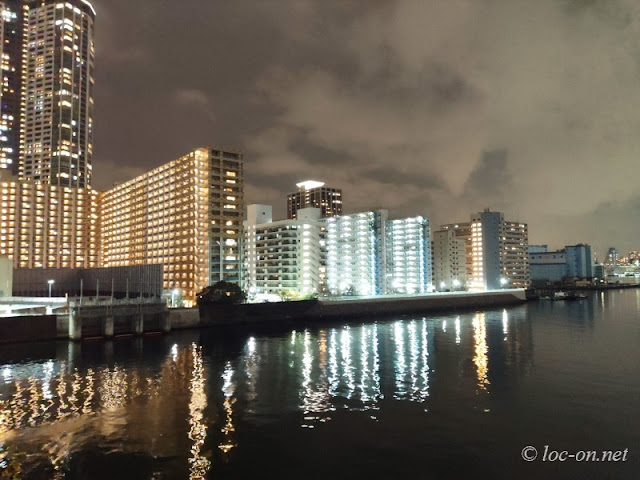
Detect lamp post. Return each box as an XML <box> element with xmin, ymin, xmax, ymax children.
<box><xmin>500</xmin><ymin>277</ymin><xmax>508</xmax><ymax>289</ymax></box>
<box><xmin>47</xmin><ymin>279</ymin><xmax>55</xmax><ymax>298</ymax></box>
<box><xmin>171</xmin><ymin>288</ymin><xmax>180</xmax><ymax>308</ymax></box>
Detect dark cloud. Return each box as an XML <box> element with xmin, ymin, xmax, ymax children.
<box><xmin>90</xmin><ymin>0</ymin><xmax>640</xmax><ymax>254</ymax></box>
<box><xmin>463</xmin><ymin>150</ymin><xmax>512</xmax><ymax>205</ymax></box>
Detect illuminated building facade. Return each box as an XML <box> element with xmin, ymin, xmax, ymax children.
<box><xmin>20</xmin><ymin>0</ymin><xmax>96</xmax><ymax>188</ymax></box>
<box><xmin>385</xmin><ymin>216</ymin><xmax>432</xmax><ymax>294</ymax></box>
<box><xmin>432</xmin><ymin>229</ymin><xmax>467</xmax><ymax>291</ymax></box>
<box><xmin>0</xmin><ymin>0</ymin><xmax>22</xmax><ymax>173</ymax></box>
<box><xmin>244</xmin><ymin>204</ymin><xmax>322</xmax><ymax>298</ymax></box>
<box><xmin>0</xmin><ymin>170</ymin><xmax>99</xmax><ymax>269</ymax></box>
<box><xmin>287</xmin><ymin>180</ymin><xmax>342</xmax><ymax>220</ymax></box>
<box><xmin>326</xmin><ymin>210</ymin><xmax>387</xmax><ymax>296</ymax></box>
<box><xmin>442</xmin><ymin>209</ymin><xmax>529</xmax><ymax>290</ymax></box>
<box><xmin>100</xmin><ymin>147</ymin><xmax>244</xmax><ymax>303</ymax></box>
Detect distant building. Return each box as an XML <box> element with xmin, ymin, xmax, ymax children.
<box><xmin>432</xmin><ymin>229</ymin><xmax>467</xmax><ymax>291</ymax></box>
<box><xmin>287</xmin><ymin>180</ymin><xmax>342</xmax><ymax>219</ymax></box>
<box><xmin>100</xmin><ymin>147</ymin><xmax>244</xmax><ymax>304</ymax></box>
<box><xmin>385</xmin><ymin>216</ymin><xmax>432</xmax><ymax>294</ymax></box>
<box><xmin>326</xmin><ymin>210</ymin><xmax>387</xmax><ymax>296</ymax></box>
<box><xmin>604</xmin><ymin>247</ymin><xmax>618</xmax><ymax>267</ymax></box>
<box><xmin>442</xmin><ymin>209</ymin><xmax>529</xmax><ymax>290</ymax></box>
<box><xmin>529</xmin><ymin>244</ymin><xmax>593</xmax><ymax>283</ymax></box>
<box><xmin>528</xmin><ymin>245</ymin><xmax>548</xmax><ymax>254</ymax></box>
<box><xmin>244</xmin><ymin>205</ymin><xmax>322</xmax><ymax>298</ymax></box>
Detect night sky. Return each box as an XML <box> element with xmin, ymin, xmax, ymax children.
<box><xmin>90</xmin><ymin>0</ymin><xmax>640</xmax><ymax>258</ymax></box>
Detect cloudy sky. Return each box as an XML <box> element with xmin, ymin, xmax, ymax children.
<box><xmin>90</xmin><ymin>0</ymin><xmax>640</xmax><ymax>258</ymax></box>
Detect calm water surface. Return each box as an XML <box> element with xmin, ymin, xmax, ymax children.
<box><xmin>1</xmin><ymin>290</ymin><xmax>639</xmax><ymax>479</ymax></box>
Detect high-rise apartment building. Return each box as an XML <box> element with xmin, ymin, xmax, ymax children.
<box><xmin>326</xmin><ymin>210</ymin><xmax>387</xmax><ymax>296</ymax></box>
<box><xmin>0</xmin><ymin>170</ymin><xmax>99</xmax><ymax>268</ymax></box>
<box><xmin>385</xmin><ymin>216</ymin><xmax>432</xmax><ymax>294</ymax></box>
<box><xmin>442</xmin><ymin>209</ymin><xmax>529</xmax><ymax>290</ymax></box>
<box><xmin>100</xmin><ymin>147</ymin><xmax>244</xmax><ymax>304</ymax></box>
<box><xmin>244</xmin><ymin>204</ymin><xmax>322</xmax><ymax>298</ymax></box>
<box><xmin>0</xmin><ymin>0</ymin><xmax>23</xmax><ymax>173</ymax></box>
<box><xmin>432</xmin><ymin>229</ymin><xmax>467</xmax><ymax>291</ymax></box>
<box><xmin>287</xmin><ymin>180</ymin><xmax>342</xmax><ymax>219</ymax></box>
<box><xmin>21</xmin><ymin>0</ymin><xmax>96</xmax><ymax>187</ymax></box>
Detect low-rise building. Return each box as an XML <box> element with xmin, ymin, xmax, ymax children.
<box><xmin>529</xmin><ymin>244</ymin><xmax>593</xmax><ymax>284</ymax></box>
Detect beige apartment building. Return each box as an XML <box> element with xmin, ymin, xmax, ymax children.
<box><xmin>0</xmin><ymin>171</ymin><xmax>99</xmax><ymax>268</ymax></box>
<box><xmin>432</xmin><ymin>229</ymin><xmax>467</xmax><ymax>291</ymax></box>
<box><xmin>100</xmin><ymin>147</ymin><xmax>243</xmax><ymax>304</ymax></box>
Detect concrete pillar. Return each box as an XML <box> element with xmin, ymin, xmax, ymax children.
<box><xmin>133</xmin><ymin>313</ymin><xmax>144</xmax><ymax>336</ymax></box>
<box><xmin>161</xmin><ymin>311</ymin><xmax>171</xmax><ymax>333</ymax></box>
<box><xmin>103</xmin><ymin>316</ymin><xmax>114</xmax><ymax>338</ymax></box>
<box><xmin>69</xmin><ymin>309</ymin><xmax>82</xmax><ymax>341</ymax></box>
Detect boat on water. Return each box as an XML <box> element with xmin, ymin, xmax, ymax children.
<box><xmin>552</xmin><ymin>291</ymin><xmax>588</xmax><ymax>301</ymax></box>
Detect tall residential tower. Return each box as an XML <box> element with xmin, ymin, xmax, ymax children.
<box><xmin>0</xmin><ymin>0</ymin><xmax>23</xmax><ymax>173</ymax></box>
<box><xmin>21</xmin><ymin>0</ymin><xmax>96</xmax><ymax>187</ymax></box>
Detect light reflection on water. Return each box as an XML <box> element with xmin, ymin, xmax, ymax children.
<box><xmin>0</xmin><ymin>310</ymin><xmax>528</xmax><ymax>477</ymax></box>
<box><xmin>2</xmin><ymin>293</ymin><xmax>637</xmax><ymax>479</ymax></box>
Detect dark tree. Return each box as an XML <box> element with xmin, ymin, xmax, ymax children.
<box><xmin>197</xmin><ymin>281</ymin><xmax>245</xmax><ymax>305</ymax></box>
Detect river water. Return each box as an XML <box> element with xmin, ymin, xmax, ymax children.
<box><xmin>0</xmin><ymin>289</ymin><xmax>639</xmax><ymax>479</ymax></box>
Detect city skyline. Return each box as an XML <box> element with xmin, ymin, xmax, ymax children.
<box><xmin>87</xmin><ymin>0</ymin><xmax>639</xmax><ymax>256</ymax></box>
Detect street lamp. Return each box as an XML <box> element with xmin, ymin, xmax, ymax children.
<box><xmin>500</xmin><ymin>277</ymin><xmax>508</xmax><ymax>288</ymax></box>
<box><xmin>47</xmin><ymin>279</ymin><xmax>55</xmax><ymax>298</ymax></box>
<box><xmin>171</xmin><ymin>288</ymin><xmax>180</xmax><ymax>308</ymax></box>
<box><xmin>453</xmin><ymin>279</ymin><xmax>461</xmax><ymax>291</ymax></box>
<box><xmin>440</xmin><ymin>281</ymin><xmax>446</xmax><ymax>291</ymax></box>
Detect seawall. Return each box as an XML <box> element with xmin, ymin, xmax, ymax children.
<box><xmin>199</xmin><ymin>289</ymin><xmax>528</xmax><ymax>327</ymax></box>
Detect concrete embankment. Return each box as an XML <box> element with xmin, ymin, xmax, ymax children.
<box><xmin>0</xmin><ymin>290</ymin><xmax>526</xmax><ymax>344</ymax></box>
<box><xmin>199</xmin><ymin>289</ymin><xmax>528</xmax><ymax>327</ymax></box>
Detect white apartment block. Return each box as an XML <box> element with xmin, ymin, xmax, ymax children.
<box><xmin>386</xmin><ymin>216</ymin><xmax>432</xmax><ymax>294</ymax></box>
<box><xmin>326</xmin><ymin>210</ymin><xmax>388</xmax><ymax>296</ymax></box>
<box><xmin>244</xmin><ymin>204</ymin><xmax>321</xmax><ymax>298</ymax></box>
